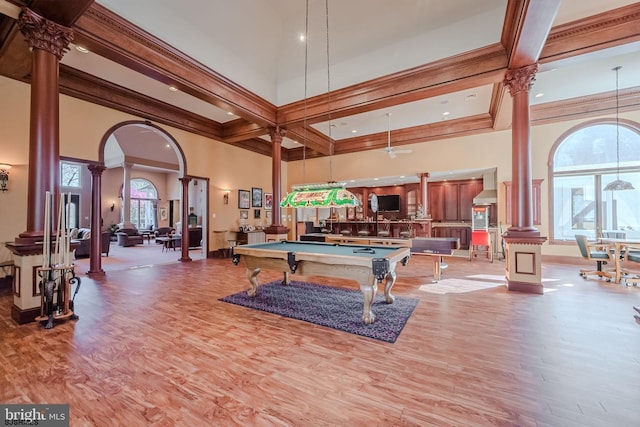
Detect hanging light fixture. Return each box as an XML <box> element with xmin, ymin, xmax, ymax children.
<box><xmin>603</xmin><ymin>66</ymin><xmax>634</xmax><ymax>191</ymax></box>
<box><xmin>280</xmin><ymin>0</ymin><xmax>359</xmax><ymax>209</ymax></box>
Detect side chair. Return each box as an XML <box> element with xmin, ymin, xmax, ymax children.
<box><xmin>622</xmin><ymin>243</ymin><xmax>640</xmax><ymax>286</ymax></box>
<box><xmin>575</xmin><ymin>234</ymin><xmax>614</xmax><ymax>281</ymax></box>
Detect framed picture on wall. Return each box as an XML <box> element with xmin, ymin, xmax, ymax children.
<box><xmin>264</xmin><ymin>193</ymin><xmax>273</xmax><ymax>210</ymax></box>
<box><xmin>254</xmin><ymin>209</ymin><xmax>261</xmax><ymax>219</ymax></box>
<box><xmin>240</xmin><ymin>210</ymin><xmax>248</xmax><ymax>220</ymax></box>
<box><xmin>238</xmin><ymin>190</ymin><xmax>250</xmax><ymax>209</ymax></box>
<box><xmin>159</xmin><ymin>207</ymin><xmax>167</xmax><ymax>221</ymax></box>
<box><xmin>252</xmin><ymin>187</ymin><xmax>263</xmax><ymax>207</ymax></box>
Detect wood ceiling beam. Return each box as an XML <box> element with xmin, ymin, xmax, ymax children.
<box><xmin>284</xmin><ymin>126</ymin><xmax>332</xmax><ymax>156</ymax></box>
<box><xmin>333</xmin><ymin>114</ymin><xmax>494</xmax><ymax>155</ymax></box>
<box><xmin>72</xmin><ymin>3</ymin><xmax>278</xmax><ymax>128</ymax></box>
<box><xmin>502</xmin><ymin>0</ymin><xmax>561</xmax><ymax>69</ymax></box>
<box><xmin>60</xmin><ymin>65</ymin><xmax>227</xmax><ymax>141</ymax></box>
<box><xmin>277</xmin><ymin>44</ymin><xmax>508</xmax><ymax>128</ymax></box>
<box><xmin>540</xmin><ymin>3</ymin><xmax>640</xmax><ymax>65</ymax></box>
<box><xmin>531</xmin><ymin>87</ymin><xmax>640</xmax><ymax>125</ymax></box>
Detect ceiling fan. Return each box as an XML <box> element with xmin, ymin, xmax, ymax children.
<box><xmin>378</xmin><ymin>113</ymin><xmax>412</xmax><ymax>159</ymax></box>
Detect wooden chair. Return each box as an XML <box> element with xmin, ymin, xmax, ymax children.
<box><xmin>622</xmin><ymin>243</ymin><xmax>640</xmax><ymax>286</ymax></box>
<box><xmin>377</xmin><ymin>220</ymin><xmax>391</xmax><ymax>237</ymax></box>
<box><xmin>399</xmin><ymin>221</ymin><xmax>412</xmax><ymax>239</ymax></box>
<box><xmin>357</xmin><ymin>222</ymin><xmax>370</xmax><ymax>237</ymax></box>
<box><xmin>340</xmin><ymin>225</ymin><xmax>353</xmax><ymax>236</ymax></box>
<box><xmin>575</xmin><ymin>234</ymin><xmax>614</xmax><ymax>281</ymax></box>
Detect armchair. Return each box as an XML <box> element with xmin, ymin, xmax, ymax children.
<box><xmin>74</xmin><ymin>231</ymin><xmax>110</xmax><ymax>258</ymax></box>
<box><xmin>116</xmin><ymin>228</ymin><xmax>144</xmax><ymax>247</ymax></box>
<box><xmin>575</xmin><ymin>234</ymin><xmax>614</xmax><ymax>281</ymax></box>
<box><xmin>154</xmin><ymin>227</ymin><xmax>175</xmax><ymax>243</ymax></box>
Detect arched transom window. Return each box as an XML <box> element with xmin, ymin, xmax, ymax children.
<box><xmin>551</xmin><ymin>121</ymin><xmax>640</xmax><ymax>241</ymax></box>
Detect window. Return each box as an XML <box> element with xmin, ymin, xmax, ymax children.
<box><xmin>551</xmin><ymin>122</ymin><xmax>640</xmax><ymax>241</ymax></box>
<box><xmin>61</xmin><ymin>162</ymin><xmax>81</xmax><ymax>188</ymax></box>
<box><xmin>128</xmin><ymin>178</ymin><xmax>158</xmax><ymax>230</ymax></box>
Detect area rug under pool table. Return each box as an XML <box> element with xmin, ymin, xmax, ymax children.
<box><xmin>219</xmin><ymin>280</ymin><xmax>419</xmax><ymax>343</ymax></box>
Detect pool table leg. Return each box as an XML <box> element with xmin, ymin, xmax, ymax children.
<box><xmin>246</xmin><ymin>267</ymin><xmax>261</xmax><ymax>297</ymax></box>
<box><xmin>358</xmin><ymin>279</ymin><xmax>379</xmax><ymax>324</ymax></box>
<box><xmin>383</xmin><ymin>270</ymin><xmax>397</xmax><ymax>304</ymax></box>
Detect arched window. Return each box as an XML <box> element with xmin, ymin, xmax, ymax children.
<box><xmin>551</xmin><ymin>121</ymin><xmax>640</xmax><ymax>241</ymax></box>
<box><xmin>128</xmin><ymin>178</ymin><xmax>158</xmax><ymax>230</ymax></box>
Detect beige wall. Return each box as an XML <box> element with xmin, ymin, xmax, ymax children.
<box><xmin>2</xmin><ymin>75</ymin><xmax>639</xmax><ymax>258</ymax></box>
<box><xmin>285</xmin><ymin>111</ymin><xmax>640</xmax><ymax>258</ymax></box>
<box><xmin>0</xmin><ymin>77</ymin><xmax>276</xmax><ymax>252</ymax></box>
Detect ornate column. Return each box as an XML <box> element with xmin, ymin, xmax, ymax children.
<box><xmin>121</xmin><ymin>162</ymin><xmax>134</xmax><ymax>228</ymax></box>
<box><xmin>6</xmin><ymin>9</ymin><xmax>73</xmax><ymax>324</ymax></box>
<box><xmin>16</xmin><ymin>8</ymin><xmax>73</xmax><ymax>242</ymax></box>
<box><xmin>179</xmin><ymin>177</ymin><xmax>192</xmax><ymax>262</ymax></box>
<box><xmin>502</xmin><ymin>64</ymin><xmax>547</xmax><ymax>295</ymax></box>
<box><xmin>263</xmin><ymin>127</ymin><xmax>289</xmax><ymax>241</ymax></box>
<box><xmin>88</xmin><ymin>164</ymin><xmax>106</xmax><ymax>276</ymax></box>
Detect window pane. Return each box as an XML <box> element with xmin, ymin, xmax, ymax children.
<box><xmin>61</xmin><ymin>163</ymin><xmax>81</xmax><ymax>187</ymax></box>
<box><xmin>554</xmin><ymin>124</ymin><xmax>640</xmax><ymax>172</ymax></box>
<box><xmin>553</xmin><ymin>175</ymin><xmax>597</xmax><ymax>240</ymax></box>
<box><xmin>130</xmin><ymin>200</ymin><xmax>140</xmax><ymax>229</ymax></box>
<box><xmin>602</xmin><ymin>172</ymin><xmax>640</xmax><ymax>239</ymax></box>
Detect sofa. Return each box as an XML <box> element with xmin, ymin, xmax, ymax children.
<box><xmin>73</xmin><ymin>229</ymin><xmax>111</xmax><ymax>258</ymax></box>
<box><xmin>116</xmin><ymin>228</ymin><xmax>144</xmax><ymax>247</ymax></box>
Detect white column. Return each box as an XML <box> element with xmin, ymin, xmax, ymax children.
<box><xmin>121</xmin><ymin>162</ymin><xmax>134</xmax><ymax>228</ymax></box>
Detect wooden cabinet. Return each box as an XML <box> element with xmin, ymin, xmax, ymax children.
<box><xmin>432</xmin><ymin>226</ymin><xmax>471</xmax><ymax>249</ymax></box>
<box><xmin>459</xmin><ymin>181</ymin><xmax>482</xmax><ymax>222</ymax></box>
<box><xmin>503</xmin><ymin>179</ymin><xmax>543</xmax><ymax>225</ymax></box>
<box><xmin>428</xmin><ymin>179</ymin><xmax>483</xmax><ymax>223</ymax></box>
<box><xmin>428</xmin><ymin>183</ymin><xmax>446</xmax><ymax>222</ymax></box>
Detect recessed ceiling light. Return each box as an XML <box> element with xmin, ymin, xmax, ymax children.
<box><xmin>535</xmin><ymin>92</ymin><xmax>544</xmax><ymax>98</ymax></box>
<box><xmin>442</xmin><ymin>111</ymin><xmax>450</xmax><ymax>116</ymax></box>
<box><xmin>299</xmin><ymin>34</ymin><xmax>305</xmax><ymax>42</ymax></box>
<box><xmin>227</xmin><ymin>111</ymin><xmax>235</xmax><ymax>116</ymax></box>
<box><xmin>168</xmin><ymin>86</ymin><xmax>178</xmax><ymax>92</ymax></box>
<box><xmin>75</xmin><ymin>45</ymin><xmax>89</xmax><ymax>54</ymax></box>
<box><xmin>351</xmin><ymin>129</ymin><xmax>357</xmax><ymax>133</ymax></box>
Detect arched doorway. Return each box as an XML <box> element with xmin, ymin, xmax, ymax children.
<box><xmin>87</xmin><ymin>120</ymin><xmax>208</xmax><ymax>272</ymax></box>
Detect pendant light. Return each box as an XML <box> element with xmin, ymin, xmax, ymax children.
<box><xmin>603</xmin><ymin>66</ymin><xmax>634</xmax><ymax>191</ymax></box>
<box><xmin>280</xmin><ymin>0</ymin><xmax>359</xmax><ymax>208</ymax></box>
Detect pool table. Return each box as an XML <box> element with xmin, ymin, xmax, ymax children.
<box><xmin>232</xmin><ymin>240</ymin><xmax>411</xmax><ymax>324</ymax></box>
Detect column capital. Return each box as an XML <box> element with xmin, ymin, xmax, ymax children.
<box><xmin>503</xmin><ymin>63</ymin><xmax>538</xmax><ymax>96</ymax></box>
<box><xmin>268</xmin><ymin>126</ymin><xmax>287</xmax><ymax>143</ymax></box>
<box><xmin>18</xmin><ymin>8</ymin><xmax>74</xmax><ymax>60</ymax></box>
<box><xmin>88</xmin><ymin>163</ymin><xmax>106</xmax><ymax>176</ymax></box>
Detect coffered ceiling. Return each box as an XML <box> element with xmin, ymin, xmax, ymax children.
<box><xmin>1</xmin><ymin>0</ymin><xmax>639</xmax><ymax>165</ymax></box>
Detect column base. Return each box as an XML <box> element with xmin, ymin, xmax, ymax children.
<box><xmin>11</xmin><ymin>304</ymin><xmax>40</xmax><ymax>324</ymax></box>
<box><xmin>503</xmin><ymin>235</ymin><xmax>547</xmax><ymax>295</ymax></box>
<box><xmin>87</xmin><ymin>269</ymin><xmax>105</xmax><ymax>277</ymax></box>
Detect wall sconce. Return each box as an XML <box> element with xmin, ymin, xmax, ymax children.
<box><xmin>110</xmin><ymin>200</ymin><xmax>115</xmax><ymax>211</ymax></box>
<box><xmin>223</xmin><ymin>191</ymin><xmax>229</xmax><ymax>205</ymax></box>
<box><xmin>0</xmin><ymin>163</ymin><xmax>11</xmax><ymax>192</ymax></box>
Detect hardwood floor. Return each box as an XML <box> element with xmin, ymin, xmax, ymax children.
<box><xmin>1</xmin><ymin>254</ymin><xmax>639</xmax><ymax>426</ymax></box>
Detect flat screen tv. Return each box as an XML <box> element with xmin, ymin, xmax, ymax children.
<box><xmin>376</xmin><ymin>194</ymin><xmax>400</xmax><ymax>211</ymax></box>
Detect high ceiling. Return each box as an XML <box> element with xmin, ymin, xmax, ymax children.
<box><xmin>1</xmin><ymin>0</ymin><xmax>639</xmax><ymax>166</ymax></box>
